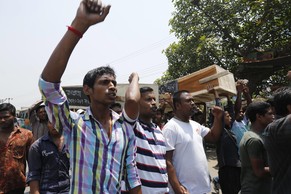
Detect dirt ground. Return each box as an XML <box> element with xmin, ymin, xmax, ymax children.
<box><xmin>205</xmin><ymin>146</ymin><xmax>220</xmax><ymax>194</ymax></box>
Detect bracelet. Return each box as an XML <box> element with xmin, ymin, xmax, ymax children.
<box><xmin>67</xmin><ymin>25</ymin><xmax>83</xmax><ymax>38</ymax></box>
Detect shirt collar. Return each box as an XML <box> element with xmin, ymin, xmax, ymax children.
<box><xmin>41</xmin><ymin>133</ymin><xmax>51</xmax><ymax>141</ymax></box>
<box><xmin>138</xmin><ymin>119</ymin><xmax>156</xmax><ymax>129</ymax></box>
<box><xmin>84</xmin><ymin>106</ymin><xmax>122</xmax><ymax>124</ymax></box>
<box><xmin>83</xmin><ymin>107</ymin><xmax>91</xmax><ymax>121</ymax></box>
<box><xmin>11</xmin><ymin>125</ymin><xmax>22</xmax><ymax>135</ymax></box>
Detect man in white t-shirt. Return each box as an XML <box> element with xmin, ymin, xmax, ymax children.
<box><xmin>163</xmin><ymin>90</ymin><xmax>223</xmax><ymax>194</ymax></box>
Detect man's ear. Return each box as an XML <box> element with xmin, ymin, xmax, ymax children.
<box><xmin>256</xmin><ymin>113</ymin><xmax>262</xmax><ymax>121</ymax></box>
<box><xmin>83</xmin><ymin>85</ymin><xmax>92</xmax><ymax>95</ymax></box>
<box><xmin>175</xmin><ymin>102</ymin><xmax>181</xmax><ymax>110</ymax></box>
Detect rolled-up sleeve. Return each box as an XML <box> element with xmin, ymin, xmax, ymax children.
<box><xmin>38</xmin><ymin>77</ymin><xmax>73</xmax><ymax>137</ymax></box>
<box><xmin>39</xmin><ymin>77</ymin><xmax>67</xmax><ymax>105</ymax></box>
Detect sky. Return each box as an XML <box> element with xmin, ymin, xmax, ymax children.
<box><xmin>0</xmin><ymin>0</ymin><xmax>176</xmax><ymax>110</ymax></box>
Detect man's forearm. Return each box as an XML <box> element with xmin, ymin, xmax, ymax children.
<box><xmin>129</xmin><ymin>185</ymin><xmax>142</xmax><ymax>194</ymax></box>
<box><xmin>41</xmin><ymin>0</ymin><xmax>111</xmax><ymax>83</ymax></box>
<box><xmin>234</xmin><ymin>91</ymin><xmax>242</xmax><ymax>114</ymax></box>
<box><xmin>209</xmin><ymin>117</ymin><xmax>223</xmax><ymax>142</ymax></box>
<box><xmin>29</xmin><ymin>180</ymin><xmax>40</xmax><ymax>194</ymax></box>
<box><xmin>42</xmin><ymin>28</ymin><xmax>82</xmax><ymax>83</ymax></box>
<box><xmin>124</xmin><ymin>73</ymin><xmax>140</xmax><ymax>120</ymax></box>
<box><xmin>167</xmin><ymin>162</ymin><xmax>184</xmax><ymax>194</ymax></box>
<box><xmin>243</xmin><ymin>91</ymin><xmax>252</xmax><ymax>105</ymax></box>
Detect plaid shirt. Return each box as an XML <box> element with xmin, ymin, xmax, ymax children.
<box><xmin>0</xmin><ymin>127</ymin><xmax>33</xmax><ymax>193</ymax></box>
<box><xmin>39</xmin><ymin>78</ymin><xmax>141</xmax><ymax>194</ymax></box>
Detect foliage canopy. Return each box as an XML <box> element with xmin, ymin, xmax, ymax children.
<box><xmin>157</xmin><ymin>0</ymin><xmax>291</xmax><ymax>95</ymax></box>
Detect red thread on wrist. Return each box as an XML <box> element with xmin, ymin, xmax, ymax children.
<box><xmin>67</xmin><ymin>26</ymin><xmax>83</xmax><ymax>38</ymax></box>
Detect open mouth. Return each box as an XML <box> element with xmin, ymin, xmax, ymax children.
<box><xmin>151</xmin><ymin>107</ymin><xmax>158</xmax><ymax>112</ymax></box>
<box><xmin>107</xmin><ymin>92</ymin><xmax>117</xmax><ymax>99</ymax></box>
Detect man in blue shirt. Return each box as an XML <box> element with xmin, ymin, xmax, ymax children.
<box><xmin>231</xmin><ymin>80</ymin><xmax>252</xmax><ymax>148</ymax></box>
<box><xmin>27</xmin><ymin>121</ymin><xmax>70</xmax><ymax>193</ymax></box>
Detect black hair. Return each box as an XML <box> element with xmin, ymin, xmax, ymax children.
<box><xmin>83</xmin><ymin>66</ymin><xmax>116</xmax><ymax>88</ymax></box>
<box><xmin>273</xmin><ymin>87</ymin><xmax>291</xmax><ymax>117</ymax></box>
<box><xmin>266</xmin><ymin>98</ymin><xmax>274</xmax><ymax>107</ymax></box>
<box><xmin>245</xmin><ymin>101</ymin><xmax>271</xmax><ymax>123</ymax></box>
<box><xmin>140</xmin><ymin>87</ymin><xmax>153</xmax><ymax>95</ymax></box>
<box><xmin>110</xmin><ymin>102</ymin><xmax>122</xmax><ymax>109</ymax></box>
<box><xmin>172</xmin><ymin>90</ymin><xmax>189</xmax><ymax>110</ymax></box>
<box><xmin>194</xmin><ymin>110</ymin><xmax>203</xmax><ymax>116</ymax></box>
<box><xmin>0</xmin><ymin>103</ymin><xmax>16</xmax><ymax>116</ymax></box>
<box><xmin>35</xmin><ymin>105</ymin><xmax>45</xmax><ymax>113</ymax></box>
<box><xmin>156</xmin><ymin>107</ymin><xmax>164</xmax><ymax>114</ymax></box>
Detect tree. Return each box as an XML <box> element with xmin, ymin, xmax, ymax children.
<box><xmin>158</xmin><ymin>0</ymin><xmax>291</xmax><ymax>94</ymax></box>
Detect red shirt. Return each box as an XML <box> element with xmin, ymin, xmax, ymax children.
<box><xmin>0</xmin><ymin>126</ymin><xmax>33</xmax><ymax>193</ymax></box>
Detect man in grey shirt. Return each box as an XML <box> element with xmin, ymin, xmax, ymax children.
<box><xmin>240</xmin><ymin>101</ymin><xmax>274</xmax><ymax>194</ymax></box>
<box><xmin>29</xmin><ymin>101</ymin><xmax>49</xmax><ymax>140</ymax></box>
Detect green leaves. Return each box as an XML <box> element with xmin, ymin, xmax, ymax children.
<box><xmin>160</xmin><ymin>0</ymin><xmax>291</xmax><ymax>94</ymax></box>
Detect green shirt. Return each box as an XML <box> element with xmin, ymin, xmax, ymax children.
<box><xmin>239</xmin><ymin>131</ymin><xmax>271</xmax><ymax>194</ymax></box>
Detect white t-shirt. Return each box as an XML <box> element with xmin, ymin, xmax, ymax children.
<box><xmin>163</xmin><ymin>118</ymin><xmax>211</xmax><ymax>194</ymax></box>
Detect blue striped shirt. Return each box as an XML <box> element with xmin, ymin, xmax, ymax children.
<box><xmin>39</xmin><ymin>77</ymin><xmax>141</xmax><ymax>194</ymax></box>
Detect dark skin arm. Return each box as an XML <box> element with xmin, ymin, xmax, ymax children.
<box><xmin>204</xmin><ymin>106</ymin><xmax>224</xmax><ymax>143</ymax></box>
<box><xmin>165</xmin><ymin>150</ymin><xmax>189</xmax><ymax>194</ymax></box>
<box><xmin>250</xmin><ymin>158</ymin><xmax>270</xmax><ymax>178</ymax></box>
<box><xmin>242</xmin><ymin>85</ymin><xmax>252</xmax><ymax>106</ymax></box>
<box><xmin>29</xmin><ymin>180</ymin><xmax>40</xmax><ymax>194</ymax></box>
<box><xmin>124</xmin><ymin>73</ymin><xmax>140</xmax><ymax>120</ymax></box>
<box><xmin>129</xmin><ymin>186</ymin><xmax>142</xmax><ymax>194</ymax></box>
<box><xmin>287</xmin><ymin>70</ymin><xmax>291</xmax><ymax>81</ymax></box>
<box><xmin>41</xmin><ymin>0</ymin><xmax>111</xmax><ymax>82</ymax></box>
<box><xmin>234</xmin><ymin>81</ymin><xmax>243</xmax><ymax>119</ymax></box>
<box><xmin>205</xmin><ymin>87</ymin><xmax>224</xmax><ymax>143</ymax></box>
<box><xmin>247</xmin><ymin>138</ymin><xmax>270</xmax><ymax>178</ymax></box>
<box><xmin>207</xmin><ymin>85</ymin><xmax>220</xmax><ymax>105</ymax></box>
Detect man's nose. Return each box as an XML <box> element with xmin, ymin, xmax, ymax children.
<box><xmin>191</xmin><ymin>100</ymin><xmax>195</xmax><ymax>106</ymax></box>
<box><xmin>108</xmin><ymin>80</ymin><xmax>116</xmax><ymax>88</ymax></box>
<box><xmin>109</xmin><ymin>81</ymin><xmax>116</xmax><ymax>87</ymax></box>
<box><xmin>108</xmin><ymin>84</ymin><xmax>117</xmax><ymax>92</ymax></box>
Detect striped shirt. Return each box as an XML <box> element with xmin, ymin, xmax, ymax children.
<box><xmin>39</xmin><ymin>78</ymin><xmax>141</xmax><ymax>194</ymax></box>
<box><xmin>123</xmin><ymin>120</ymin><xmax>168</xmax><ymax>194</ymax></box>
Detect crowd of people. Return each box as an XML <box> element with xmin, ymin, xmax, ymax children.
<box><xmin>1</xmin><ymin>0</ymin><xmax>291</xmax><ymax>194</ymax></box>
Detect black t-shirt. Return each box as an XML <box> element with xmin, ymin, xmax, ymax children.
<box><xmin>263</xmin><ymin>115</ymin><xmax>291</xmax><ymax>194</ymax></box>
<box><xmin>216</xmin><ymin>128</ymin><xmax>241</xmax><ymax>168</ymax></box>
